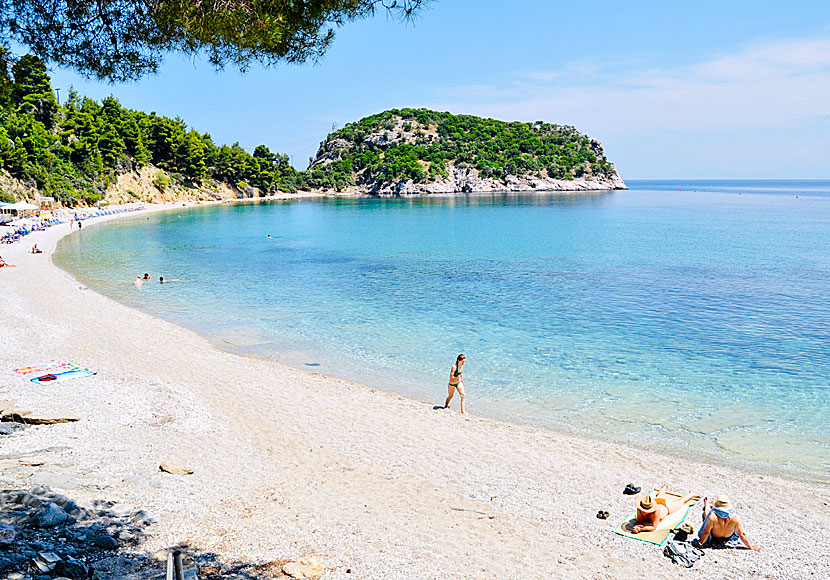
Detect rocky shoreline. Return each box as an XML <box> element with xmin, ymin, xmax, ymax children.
<box><xmin>366</xmin><ymin>164</ymin><xmax>627</xmax><ymax>196</ymax></box>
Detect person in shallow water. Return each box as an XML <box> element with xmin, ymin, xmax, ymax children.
<box><xmin>632</xmin><ymin>485</ymin><xmax>698</xmax><ymax>533</ymax></box>
<box><xmin>444</xmin><ymin>354</ymin><xmax>466</xmax><ymax>413</ymax></box>
<box><xmin>696</xmin><ymin>496</ymin><xmax>762</xmax><ymax>551</ymax></box>
<box><xmin>142</xmin><ymin>273</ymin><xmax>151</xmax><ymax>280</ymax></box>
<box><xmin>159</xmin><ymin>276</ymin><xmax>182</xmax><ymax>284</ymax></box>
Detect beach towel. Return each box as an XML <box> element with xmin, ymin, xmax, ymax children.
<box><xmin>13</xmin><ymin>363</ymin><xmax>82</xmax><ymax>375</ymax></box>
<box><xmin>30</xmin><ymin>369</ymin><xmax>96</xmax><ymax>384</ymax></box>
<box><xmin>612</xmin><ymin>490</ymin><xmax>700</xmax><ymax>546</ymax></box>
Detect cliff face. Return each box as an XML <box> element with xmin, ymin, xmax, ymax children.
<box><xmin>306</xmin><ymin>109</ymin><xmax>627</xmax><ymax>195</ymax></box>
<box><xmin>364</xmin><ymin>163</ymin><xmax>627</xmax><ymax>196</ymax></box>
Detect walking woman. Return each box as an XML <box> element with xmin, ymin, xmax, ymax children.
<box><xmin>444</xmin><ymin>354</ymin><xmax>466</xmax><ymax>413</ymax></box>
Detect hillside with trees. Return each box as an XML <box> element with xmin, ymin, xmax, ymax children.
<box><xmin>0</xmin><ymin>52</ymin><xmax>304</xmax><ymax>206</ymax></box>
<box><xmin>304</xmin><ymin>108</ymin><xmax>626</xmax><ymax>194</ymax></box>
<box><xmin>0</xmin><ymin>56</ymin><xmax>624</xmax><ymax>205</ymax></box>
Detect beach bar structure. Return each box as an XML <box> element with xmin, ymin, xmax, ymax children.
<box><xmin>1</xmin><ymin>201</ymin><xmax>39</xmax><ymax>224</ymax></box>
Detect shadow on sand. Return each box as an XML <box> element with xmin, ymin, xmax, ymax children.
<box><xmin>0</xmin><ymin>486</ymin><xmax>318</xmax><ymax>579</ymax></box>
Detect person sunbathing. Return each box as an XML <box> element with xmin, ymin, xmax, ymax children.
<box><xmin>632</xmin><ymin>485</ymin><xmax>697</xmax><ymax>533</ymax></box>
<box><xmin>696</xmin><ymin>496</ymin><xmax>761</xmax><ymax>551</ymax></box>
<box><xmin>0</xmin><ymin>256</ymin><xmax>15</xmax><ymax>268</ymax></box>
<box><xmin>31</xmin><ymin>244</ymin><xmax>42</xmax><ymax>254</ymax></box>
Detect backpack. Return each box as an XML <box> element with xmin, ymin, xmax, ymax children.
<box><xmin>663</xmin><ymin>540</ymin><xmax>705</xmax><ymax>568</ymax></box>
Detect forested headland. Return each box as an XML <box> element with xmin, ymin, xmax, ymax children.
<box><xmin>306</xmin><ymin>108</ymin><xmax>625</xmax><ymax>194</ymax></box>
<box><xmin>0</xmin><ymin>54</ymin><xmax>624</xmax><ymax>206</ymax></box>
<box><xmin>0</xmin><ymin>52</ymin><xmax>308</xmax><ymax>206</ymax></box>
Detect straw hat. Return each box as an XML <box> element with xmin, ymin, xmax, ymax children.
<box><xmin>714</xmin><ymin>496</ymin><xmax>732</xmax><ymax>509</ymax></box>
<box><xmin>637</xmin><ymin>493</ymin><xmax>657</xmax><ymax>513</ymax></box>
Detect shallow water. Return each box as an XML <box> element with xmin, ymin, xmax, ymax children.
<box><xmin>54</xmin><ymin>180</ymin><xmax>830</xmax><ymax>478</ymax></box>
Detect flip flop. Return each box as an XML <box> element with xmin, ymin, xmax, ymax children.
<box><xmin>623</xmin><ymin>483</ymin><xmax>641</xmax><ymax>495</ymax></box>
<box><xmin>596</xmin><ymin>510</ymin><xmax>609</xmax><ymax>520</ymax></box>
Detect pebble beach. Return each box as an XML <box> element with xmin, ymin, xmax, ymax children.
<box><xmin>1</xmin><ymin>203</ymin><xmax>828</xmax><ymax>579</ymax></box>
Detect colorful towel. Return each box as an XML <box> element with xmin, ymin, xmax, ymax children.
<box><xmin>14</xmin><ymin>363</ymin><xmax>82</xmax><ymax>375</ymax></box>
<box><xmin>612</xmin><ymin>491</ymin><xmax>700</xmax><ymax>546</ymax></box>
<box><xmin>30</xmin><ymin>369</ymin><xmax>97</xmax><ymax>384</ymax></box>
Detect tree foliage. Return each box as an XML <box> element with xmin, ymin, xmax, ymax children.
<box><xmin>0</xmin><ymin>54</ymin><xmax>301</xmax><ymax>204</ymax></box>
<box><xmin>304</xmin><ymin>108</ymin><xmax>619</xmax><ymax>190</ymax></box>
<box><xmin>0</xmin><ymin>0</ymin><xmax>429</xmax><ymax>81</ymax></box>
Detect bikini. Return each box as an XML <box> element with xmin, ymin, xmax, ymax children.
<box><xmin>449</xmin><ymin>364</ymin><xmax>463</xmax><ymax>386</ymax></box>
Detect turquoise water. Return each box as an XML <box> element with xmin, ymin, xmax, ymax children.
<box><xmin>54</xmin><ymin>180</ymin><xmax>830</xmax><ymax>477</ymax></box>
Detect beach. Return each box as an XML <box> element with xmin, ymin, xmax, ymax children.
<box><xmin>1</xmin><ymin>203</ymin><xmax>828</xmax><ymax>579</ymax></box>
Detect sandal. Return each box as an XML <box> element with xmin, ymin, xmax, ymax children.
<box><xmin>623</xmin><ymin>483</ymin><xmax>641</xmax><ymax>495</ymax></box>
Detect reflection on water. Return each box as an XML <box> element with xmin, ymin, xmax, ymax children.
<box><xmin>55</xmin><ymin>182</ymin><xmax>830</xmax><ymax>479</ymax></box>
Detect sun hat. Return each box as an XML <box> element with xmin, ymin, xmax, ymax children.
<box><xmin>637</xmin><ymin>494</ymin><xmax>657</xmax><ymax>513</ymax></box>
<box><xmin>714</xmin><ymin>496</ymin><xmax>732</xmax><ymax>509</ymax></box>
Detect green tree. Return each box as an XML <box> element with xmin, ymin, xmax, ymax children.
<box><xmin>0</xmin><ymin>47</ymin><xmax>13</xmax><ymax>109</ymax></box>
<box><xmin>2</xmin><ymin>1</ymin><xmax>430</xmax><ymax>82</ymax></box>
<box><xmin>11</xmin><ymin>54</ymin><xmax>57</xmax><ymax>127</ymax></box>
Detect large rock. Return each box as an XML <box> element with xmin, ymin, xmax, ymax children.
<box><xmin>282</xmin><ymin>557</ymin><xmax>323</xmax><ymax>579</ymax></box>
<box><xmin>91</xmin><ymin>534</ymin><xmax>119</xmax><ymax>550</ymax></box>
<box><xmin>54</xmin><ymin>558</ymin><xmax>89</xmax><ymax>579</ymax></box>
<box><xmin>0</xmin><ymin>522</ymin><xmax>16</xmax><ymax>545</ymax></box>
<box><xmin>0</xmin><ymin>423</ymin><xmax>26</xmax><ymax>435</ymax></box>
<box><xmin>34</xmin><ymin>502</ymin><xmax>70</xmax><ymax>527</ymax></box>
<box><xmin>130</xmin><ymin>510</ymin><xmax>155</xmax><ymax>526</ymax></box>
<box><xmin>159</xmin><ymin>459</ymin><xmax>194</xmax><ymax>475</ymax></box>
<box><xmin>1</xmin><ymin>408</ymin><xmax>80</xmax><ymax>424</ymax></box>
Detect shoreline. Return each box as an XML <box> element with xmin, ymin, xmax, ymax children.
<box><xmin>1</xmin><ymin>202</ymin><xmax>829</xmax><ymax>579</ymax></box>
<box><xmin>57</xmin><ymin>199</ymin><xmax>828</xmax><ymax>485</ymax></box>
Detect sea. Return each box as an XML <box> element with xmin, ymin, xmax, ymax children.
<box><xmin>54</xmin><ymin>180</ymin><xmax>830</xmax><ymax>479</ymax></box>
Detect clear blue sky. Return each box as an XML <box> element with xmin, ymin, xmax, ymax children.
<box><xmin>47</xmin><ymin>1</ymin><xmax>830</xmax><ymax>179</ymax></box>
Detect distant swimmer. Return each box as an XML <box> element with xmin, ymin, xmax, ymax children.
<box><xmin>267</xmin><ymin>234</ymin><xmax>272</xmax><ymax>238</ymax></box>
<box><xmin>444</xmin><ymin>354</ymin><xmax>467</xmax><ymax>413</ymax></box>
<box><xmin>134</xmin><ymin>276</ymin><xmax>143</xmax><ymax>288</ymax></box>
<box><xmin>142</xmin><ymin>273</ymin><xmax>151</xmax><ymax>280</ymax></box>
<box><xmin>159</xmin><ymin>276</ymin><xmax>182</xmax><ymax>284</ymax></box>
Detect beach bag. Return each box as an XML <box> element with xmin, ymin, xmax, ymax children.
<box><xmin>663</xmin><ymin>540</ymin><xmax>704</xmax><ymax>568</ymax></box>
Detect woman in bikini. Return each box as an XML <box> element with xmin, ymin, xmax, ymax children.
<box><xmin>444</xmin><ymin>354</ymin><xmax>466</xmax><ymax>413</ymax></box>
<box><xmin>632</xmin><ymin>484</ymin><xmax>698</xmax><ymax>533</ymax></box>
